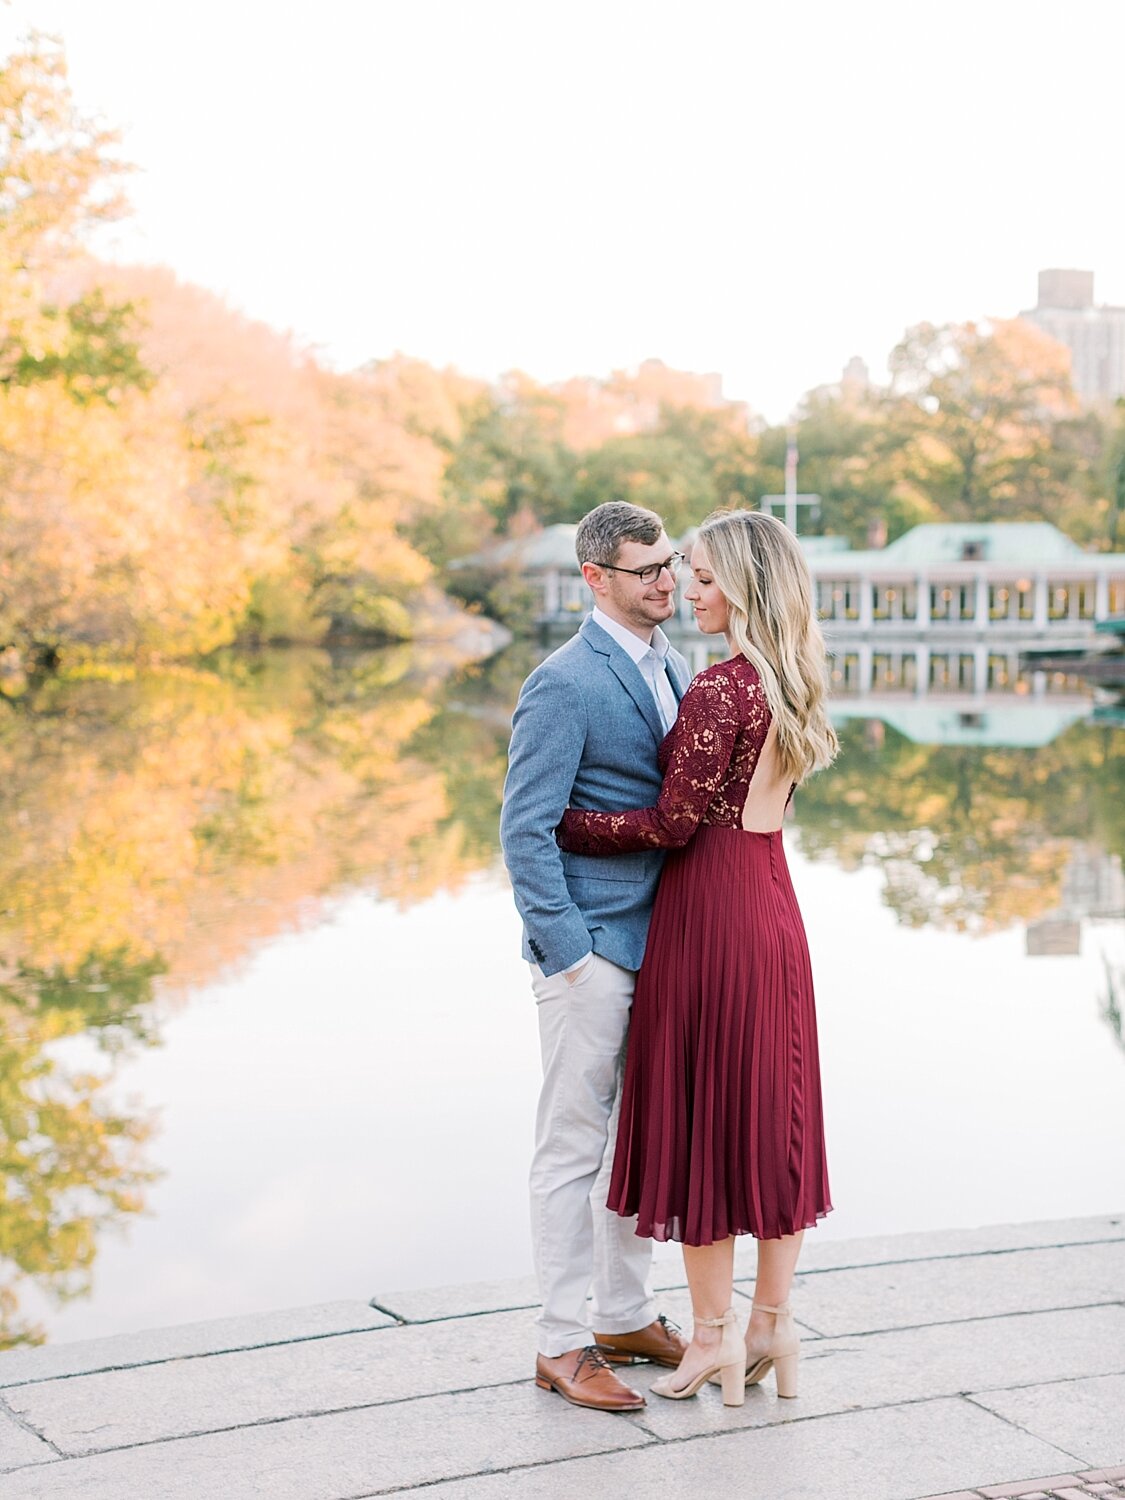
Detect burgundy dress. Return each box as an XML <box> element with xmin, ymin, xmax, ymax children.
<box><xmin>557</xmin><ymin>655</ymin><xmax>831</xmax><ymax>1245</ymax></box>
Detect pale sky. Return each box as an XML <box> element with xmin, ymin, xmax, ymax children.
<box><xmin>4</xmin><ymin>0</ymin><xmax>1123</xmax><ymax>421</ymax></box>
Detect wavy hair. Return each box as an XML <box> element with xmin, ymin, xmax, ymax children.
<box><xmin>696</xmin><ymin>509</ymin><xmax>838</xmax><ymax>783</ymax></box>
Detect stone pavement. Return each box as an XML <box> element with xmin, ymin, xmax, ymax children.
<box><xmin>0</xmin><ymin>1214</ymin><xmax>1121</xmax><ymax>1499</ymax></box>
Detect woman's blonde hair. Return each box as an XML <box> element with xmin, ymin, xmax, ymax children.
<box><xmin>696</xmin><ymin>509</ymin><xmax>838</xmax><ymax>784</ymax></box>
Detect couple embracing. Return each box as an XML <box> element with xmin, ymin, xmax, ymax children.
<box><xmin>500</xmin><ymin>501</ymin><xmax>837</xmax><ymax>1412</ymax></box>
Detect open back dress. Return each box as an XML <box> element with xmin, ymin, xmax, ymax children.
<box><xmin>557</xmin><ymin>654</ymin><xmax>832</xmax><ymax>1245</ymax></box>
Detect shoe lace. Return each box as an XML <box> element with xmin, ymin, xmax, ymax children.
<box><xmin>656</xmin><ymin>1314</ymin><xmax>682</xmax><ymax>1337</ymax></box>
<box><xmin>574</xmin><ymin>1345</ymin><xmax>613</xmax><ymax>1379</ymax></box>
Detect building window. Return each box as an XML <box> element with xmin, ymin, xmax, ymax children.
<box><xmin>819</xmin><ymin>580</ymin><xmax>858</xmax><ymax>620</ymax></box>
<box><xmin>872</xmin><ymin>582</ymin><xmax>917</xmax><ymax>621</ymax></box>
<box><xmin>871</xmin><ymin>652</ymin><xmax>916</xmax><ymax>690</ymax></box>
<box><xmin>930</xmin><ymin>583</ymin><xmax>974</xmax><ymax>621</ymax></box>
<box><xmin>1110</xmin><ymin>579</ymin><xmax>1125</xmax><ymax>615</ymax></box>
<box><xmin>828</xmin><ymin>652</ymin><xmax>861</xmax><ymax>692</ymax></box>
<box><xmin>930</xmin><ymin>653</ymin><xmax>976</xmax><ymax>690</ymax></box>
<box><xmin>560</xmin><ymin>575</ymin><xmax>587</xmax><ymax>611</ymax></box>
<box><xmin>989</xmin><ymin>583</ymin><xmax>1013</xmax><ymax>620</ymax></box>
<box><xmin>987</xmin><ymin>653</ymin><xmax>1016</xmax><ymax>688</ymax></box>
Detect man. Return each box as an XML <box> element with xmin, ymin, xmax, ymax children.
<box><xmin>500</xmin><ymin>501</ymin><xmax>692</xmax><ymax>1412</ymax></box>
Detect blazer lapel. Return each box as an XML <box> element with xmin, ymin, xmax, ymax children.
<box><xmin>666</xmin><ymin>650</ymin><xmax>691</xmax><ymax>702</ymax></box>
<box><xmin>580</xmin><ymin>616</ymin><xmax>665</xmax><ymax>745</ymax></box>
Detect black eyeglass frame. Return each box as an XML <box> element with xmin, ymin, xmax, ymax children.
<box><xmin>591</xmin><ymin>553</ymin><xmax>683</xmax><ymax>585</ymax></box>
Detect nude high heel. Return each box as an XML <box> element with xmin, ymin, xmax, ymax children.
<box><xmin>650</xmin><ymin>1309</ymin><xmax>746</xmax><ymax>1407</ymax></box>
<box><xmin>745</xmin><ymin>1300</ymin><xmax>800</xmax><ymax>1398</ymax></box>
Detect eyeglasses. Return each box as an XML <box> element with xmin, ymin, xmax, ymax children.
<box><xmin>593</xmin><ymin>553</ymin><xmax>683</xmax><ymax>585</ymax></box>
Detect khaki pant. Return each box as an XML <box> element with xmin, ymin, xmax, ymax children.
<box><xmin>528</xmin><ymin>953</ymin><xmax>656</xmax><ymax>1357</ymax></box>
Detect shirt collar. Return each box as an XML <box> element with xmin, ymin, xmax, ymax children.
<box><xmin>592</xmin><ymin>606</ymin><xmax>670</xmax><ymax>667</ymax></box>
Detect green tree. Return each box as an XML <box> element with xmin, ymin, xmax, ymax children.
<box><xmin>1100</xmin><ymin>399</ymin><xmax>1125</xmax><ymax>552</ymax></box>
<box><xmin>0</xmin><ymin>950</ymin><xmax>160</xmax><ymax>1347</ymax></box>
<box><xmin>440</xmin><ymin>385</ymin><xmax>578</xmax><ymax>537</ymax></box>
<box><xmin>0</xmin><ymin>289</ymin><xmax>153</xmax><ymax>405</ymax></box>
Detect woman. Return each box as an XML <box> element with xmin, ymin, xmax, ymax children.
<box><xmin>556</xmin><ymin>508</ymin><xmax>837</xmax><ymax>1406</ymax></box>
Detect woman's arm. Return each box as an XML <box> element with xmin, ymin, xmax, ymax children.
<box><xmin>556</xmin><ymin>670</ymin><xmax>743</xmax><ymax>855</ymax></box>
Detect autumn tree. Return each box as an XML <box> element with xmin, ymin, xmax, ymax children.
<box><xmin>884</xmin><ymin>319</ymin><xmax>1081</xmax><ymax>523</ymax></box>
<box><xmin>0</xmin><ymin>35</ymin><xmax>127</xmax><ymax>337</ymax></box>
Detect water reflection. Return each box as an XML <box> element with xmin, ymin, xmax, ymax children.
<box><xmin>0</xmin><ymin>642</ymin><xmax>514</xmax><ymax>1347</ymax></box>
<box><xmin>0</xmin><ymin>950</ymin><xmax>159</xmax><ymax>1347</ymax></box>
<box><xmin>794</xmin><ymin>718</ymin><xmax>1124</xmax><ymax>932</ymax></box>
<box><xmin>0</xmin><ymin>637</ymin><xmax>1121</xmax><ymax>1345</ymax></box>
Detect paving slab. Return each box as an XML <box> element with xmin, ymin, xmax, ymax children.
<box><xmin>774</xmin><ymin>1240</ymin><xmax>1125</xmax><ymax>1337</ymax></box>
<box><xmin>2</xmin><ymin>1287</ymin><xmax>689</xmax><ymax>1459</ymax></box>
<box><xmin>627</xmin><ymin>1303</ymin><xmax>1125</xmax><ymax>1442</ymax></box>
<box><xmin>6</xmin><ymin>1307</ymin><xmax>534</xmax><ymax>1456</ymax></box>
<box><xmin>3</xmin><ymin>1215</ymin><xmax>1122</xmax><ymax>1499</ymax></box>
<box><xmin>374</xmin><ymin>1262</ymin><xmax>697</xmax><ymax>1322</ymax></box>
<box><xmin>783</xmin><ymin>1217</ymin><xmax>1125</xmax><ymax>1281</ymax></box>
<box><xmin>400</xmin><ymin>1396</ymin><xmax>1082</xmax><ymax>1500</ymax></box>
<box><xmin>0</xmin><ymin>1382</ymin><xmax>654</xmax><ymax>1499</ymax></box>
<box><xmin>373</xmin><ymin>1216</ymin><xmax>1125</xmax><ymax>1322</ymax></box>
<box><xmin>971</xmin><ymin>1374</ymin><xmax>1125</xmax><ymax>1470</ymax></box>
<box><xmin>0</xmin><ymin>1406</ymin><xmax>56</xmax><ymax>1471</ymax></box>
<box><xmin>0</xmin><ymin>1301</ymin><xmax>394</xmax><ymax>1389</ymax></box>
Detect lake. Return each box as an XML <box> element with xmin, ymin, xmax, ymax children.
<box><xmin>1</xmin><ymin>633</ymin><xmax>1122</xmax><ymax>1347</ymax></box>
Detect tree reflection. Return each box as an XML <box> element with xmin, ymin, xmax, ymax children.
<box><xmin>792</xmin><ymin>718</ymin><xmax>1125</xmax><ymax>932</ymax></box>
<box><xmin>0</xmin><ymin>950</ymin><xmax>160</xmax><ymax>1347</ymax></box>
<box><xmin>0</xmin><ymin>640</ymin><xmax>514</xmax><ymax>1344</ymax></box>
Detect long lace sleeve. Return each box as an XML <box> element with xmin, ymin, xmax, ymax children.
<box><xmin>557</xmin><ymin>671</ymin><xmax>742</xmax><ymax>854</ymax></box>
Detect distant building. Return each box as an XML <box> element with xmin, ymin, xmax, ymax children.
<box><xmin>1020</xmin><ymin>269</ymin><xmax>1125</xmax><ymax>403</ymax></box>
<box><xmin>806</xmin><ymin>356</ymin><xmax>874</xmax><ymax>409</ymax></box>
<box><xmin>467</xmin><ymin>519</ymin><xmax>1125</xmax><ymax>650</ymax></box>
<box><xmin>452</xmin><ymin>524</ymin><xmax>588</xmax><ymax>620</ymax></box>
<box><xmin>1027</xmin><ymin>843</ymin><xmax>1125</xmax><ymax>957</ymax></box>
<box><xmin>809</xmin><ymin>522</ymin><xmax>1125</xmax><ymax>639</ymax></box>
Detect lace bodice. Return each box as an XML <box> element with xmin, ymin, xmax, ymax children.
<box><xmin>557</xmin><ymin>655</ymin><xmax>778</xmax><ymax>854</ymax></box>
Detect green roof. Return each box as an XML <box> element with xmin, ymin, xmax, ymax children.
<box><xmin>879</xmin><ymin>523</ymin><xmax>1086</xmax><ymax>566</ymax></box>
<box><xmin>830</xmin><ymin>701</ymin><xmax>1089</xmax><ymax>747</ymax></box>
<box><xmin>457</xmin><ymin>520</ymin><xmax>1123</xmax><ymax>574</ymax></box>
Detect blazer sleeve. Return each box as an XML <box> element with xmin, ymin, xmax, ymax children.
<box><xmin>500</xmin><ymin>665</ymin><xmax>593</xmax><ymax>976</ymax></box>
<box><xmin>556</xmin><ymin>670</ymin><xmax>742</xmax><ymax>854</ymax></box>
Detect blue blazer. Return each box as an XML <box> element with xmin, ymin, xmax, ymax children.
<box><xmin>500</xmin><ymin>615</ymin><xmax>692</xmax><ymax>977</ymax></box>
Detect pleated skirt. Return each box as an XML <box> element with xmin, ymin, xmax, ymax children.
<box><xmin>607</xmin><ymin>824</ymin><xmax>832</xmax><ymax>1245</ymax></box>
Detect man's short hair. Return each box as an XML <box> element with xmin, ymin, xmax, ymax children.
<box><xmin>575</xmin><ymin>502</ymin><xmax>664</xmax><ymax>567</ymax></box>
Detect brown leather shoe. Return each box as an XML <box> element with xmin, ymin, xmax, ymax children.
<box><xmin>534</xmin><ymin>1346</ymin><xmax>646</xmax><ymax>1411</ymax></box>
<box><xmin>594</xmin><ymin>1315</ymin><xmax>689</xmax><ymax>1368</ymax></box>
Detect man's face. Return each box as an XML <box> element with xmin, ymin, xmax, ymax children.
<box><xmin>591</xmin><ymin>532</ymin><xmax>679</xmax><ymax>634</ymax></box>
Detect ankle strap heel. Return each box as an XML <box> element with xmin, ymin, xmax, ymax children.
<box><xmin>696</xmin><ymin>1309</ymin><xmax>737</xmax><ymax>1327</ymax></box>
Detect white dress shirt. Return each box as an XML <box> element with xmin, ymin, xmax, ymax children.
<box><xmin>592</xmin><ymin>607</ymin><xmax>679</xmax><ymax>735</ymax></box>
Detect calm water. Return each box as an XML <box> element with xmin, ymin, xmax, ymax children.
<box><xmin>1</xmin><ymin>636</ymin><xmax>1123</xmax><ymax>1347</ymax></box>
